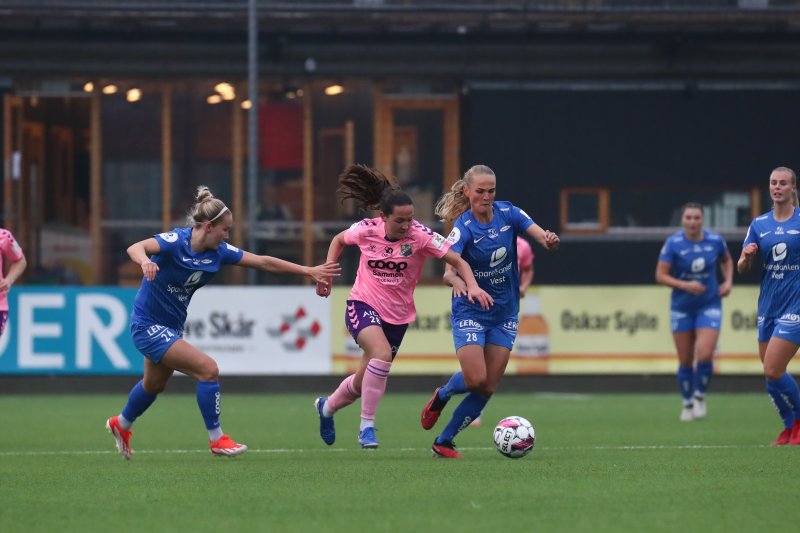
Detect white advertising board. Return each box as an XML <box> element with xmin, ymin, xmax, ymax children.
<box><xmin>184</xmin><ymin>287</ymin><xmax>331</xmax><ymax>375</ymax></box>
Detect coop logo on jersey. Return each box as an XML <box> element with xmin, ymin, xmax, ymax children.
<box><xmin>691</xmin><ymin>257</ymin><xmax>706</xmax><ymax>273</ymax></box>
<box><xmin>772</xmin><ymin>243</ymin><xmax>788</xmax><ymax>262</ymax></box>
<box><xmin>447</xmin><ymin>227</ymin><xmax>461</xmax><ymax>245</ymax></box>
<box><xmin>159</xmin><ymin>232</ymin><xmax>178</xmax><ymax>243</ymax></box>
<box><xmin>490</xmin><ymin>247</ymin><xmax>508</xmax><ymax>268</ymax></box>
<box><xmin>266</xmin><ymin>306</ymin><xmax>322</xmax><ymax>351</ymax></box>
<box><xmin>367</xmin><ymin>260</ymin><xmax>408</xmax><ymax>272</ymax></box>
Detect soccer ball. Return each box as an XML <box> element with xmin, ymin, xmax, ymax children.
<box><xmin>493</xmin><ymin>416</ymin><xmax>535</xmax><ymax>459</ymax></box>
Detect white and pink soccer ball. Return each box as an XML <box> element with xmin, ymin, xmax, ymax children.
<box><xmin>493</xmin><ymin>416</ymin><xmax>535</xmax><ymax>459</ymax></box>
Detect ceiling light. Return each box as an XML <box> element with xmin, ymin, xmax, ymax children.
<box><xmin>207</xmin><ymin>94</ymin><xmax>222</xmax><ymax>104</ymax></box>
<box><xmin>240</xmin><ymin>100</ymin><xmax>252</xmax><ymax>110</ymax></box>
<box><xmin>324</xmin><ymin>84</ymin><xmax>344</xmax><ymax>96</ymax></box>
<box><xmin>126</xmin><ymin>88</ymin><xmax>141</xmax><ymax>102</ymax></box>
<box><xmin>102</xmin><ymin>84</ymin><xmax>118</xmax><ymax>95</ymax></box>
<box><xmin>83</xmin><ymin>82</ymin><xmax>94</xmax><ymax>93</ymax></box>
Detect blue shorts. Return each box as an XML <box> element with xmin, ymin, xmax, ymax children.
<box><xmin>130</xmin><ymin>321</ymin><xmax>182</xmax><ymax>363</ymax></box>
<box><xmin>670</xmin><ymin>304</ymin><xmax>722</xmax><ymax>333</ymax></box>
<box><xmin>345</xmin><ymin>300</ymin><xmax>408</xmax><ymax>360</ymax></box>
<box><xmin>758</xmin><ymin>314</ymin><xmax>800</xmax><ymax>345</ymax></box>
<box><xmin>451</xmin><ymin>315</ymin><xmax>518</xmax><ymax>351</ymax></box>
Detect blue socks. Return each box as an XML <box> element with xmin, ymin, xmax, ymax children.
<box><xmin>120</xmin><ymin>380</ymin><xmax>158</xmax><ymax>427</ymax></box>
<box><xmin>437</xmin><ymin>392</ymin><xmax>490</xmax><ymax>444</ymax></box>
<box><xmin>677</xmin><ymin>365</ymin><xmax>694</xmax><ymax>404</ymax></box>
<box><xmin>196</xmin><ymin>381</ymin><xmax>222</xmax><ymax>431</ymax></box>
<box><xmin>767</xmin><ymin>373</ymin><xmax>800</xmax><ymax>429</ymax></box>
<box><xmin>439</xmin><ymin>372</ymin><xmax>467</xmax><ymax>401</ymax></box>
<box><xmin>695</xmin><ymin>361</ymin><xmax>713</xmax><ymax>397</ymax></box>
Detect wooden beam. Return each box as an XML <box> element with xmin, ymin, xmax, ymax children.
<box><xmin>90</xmin><ymin>91</ymin><xmax>102</xmax><ymax>284</ymax></box>
<box><xmin>161</xmin><ymin>83</ymin><xmax>172</xmax><ymax>232</ymax></box>
<box><xmin>230</xmin><ymin>91</ymin><xmax>245</xmax><ymax>284</ymax></box>
<box><xmin>303</xmin><ymin>82</ymin><xmax>314</xmax><ymax>272</ymax></box>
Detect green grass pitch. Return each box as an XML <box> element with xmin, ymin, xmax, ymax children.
<box><xmin>2</xmin><ymin>391</ymin><xmax>800</xmax><ymax>532</ymax></box>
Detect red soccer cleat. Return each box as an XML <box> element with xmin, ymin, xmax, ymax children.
<box><xmin>432</xmin><ymin>439</ymin><xmax>463</xmax><ymax>459</ymax></box>
<box><xmin>210</xmin><ymin>434</ymin><xmax>248</xmax><ymax>457</ymax></box>
<box><xmin>772</xmin><ymin>427</ymin><xmax>792</xmax><ymax>446</ymax></box>
<box><xmin>106</xmin><ymin>416</ymin><xmax>133</xmax><ymax>460</ymax></box>
<box><xmin>421</xmin><ymin>387</ymin><xmax>446</xmax><ymax>430</ymax></box>
<box><xmin>789</xmin><ymin>420</ymin><xmax>800</xmax><ymax>446</ymax></box>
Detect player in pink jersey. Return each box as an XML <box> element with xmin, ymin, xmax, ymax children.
<box><xmin>0</xmin><ymin>228</ymin><xmax>27</xmax><ymax>336</ymax></box>
<box><xmin>314</xmin><ymin>165</ymin><xmax>493</xmax><ymax>449</ymax></box>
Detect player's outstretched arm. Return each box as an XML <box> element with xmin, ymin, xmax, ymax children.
<box><xmin>237</xmin><ymin>251</ymin><xmax>340</xmax><ymax>286</ymax></box>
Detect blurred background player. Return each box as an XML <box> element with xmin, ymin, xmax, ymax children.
<box><xmin>420</xmin><ymin>164</ymin><xmax>559</xmax><ymax>458</ymax></box>
<box><xmin>106</xmin><ymin>186</ymin><xmax>340</xmax><ymax>459</ymax></box>
<box><xmin>738</xmin><ymin>166</ymin><xmax>800</xmax><ymax>445</ymax></box>
<box><xmin>656</xmin><ymin>202</ymin><xmax>732</xmax><ymax>421</ymax></box>
<box><xmin>517</xmin><ymin>236</ymin><xmax>534</xmax><ymax>297</ymax></box>
<box><xmin>0</xmin><ymin>228</ymin><xmax>27</xmax><ymax>337</ymax></box>
<box><xmin>470</xmin><ymin>234</ymin><xmax>534</xmax><ymax>427</ymax></box>
<box><xmin>314</xmin><ymin>165</ymin><xmax>492</xmax><ymax>449</ymax></box>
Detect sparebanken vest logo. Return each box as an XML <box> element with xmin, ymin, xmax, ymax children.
<box><xmin>267</xmin><ymin>306</ymin><xmax>322</xmax><ymax>350</ymax></box>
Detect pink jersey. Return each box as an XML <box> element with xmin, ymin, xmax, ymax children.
<box><xmin>517</xmin><ymin>236</ymin><xmax>534</xmax><ymax>272</ymax></box>
<box><xmin>0</xmin><ymin>229</ymin><xmax>24</xmax><ymax>311</ymax></box>
<box><xmin>345</xmin><ymin>218</ymin><xmax>450</xmax><ymax>324</ymax></box>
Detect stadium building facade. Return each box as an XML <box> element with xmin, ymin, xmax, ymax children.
<box><xmin>1</xmin><ymin>1</ymin><xmax>800</xmax><ymax>286</ymax></box>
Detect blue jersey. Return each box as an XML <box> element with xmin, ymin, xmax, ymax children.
<box><xmin>446</xmin><ymin>201</ymin><xmax>534</xmax><ymax>323</ymax></box>
<box><xmin>131</xmin><ymin>227</ymin><xmax>244</xmax><ymax>331</ymax></box>
<box><xmin>743</xmin><ymin>208</ymin><xmax>800</xmax><ymax>318</ymax></box>
<box><xmin>658</xmin><ymin>230</ymin><xmax>729</xmax><ymax>311</ymax></box>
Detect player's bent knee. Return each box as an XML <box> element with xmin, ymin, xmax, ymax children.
<box><xmin>196</xmin><ymin>361</ymin><xmax>220</xmax><ymax>382</ymax></box>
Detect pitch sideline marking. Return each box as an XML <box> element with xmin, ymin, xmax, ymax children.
<box><xmin>0</xmin><ymin>443</ymin><xmax>775</xmax><ymax>457</ymax></box>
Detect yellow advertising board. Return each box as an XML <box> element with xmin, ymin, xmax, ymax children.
<box><xmin>331</xmin><ymin>285</ymin><xmax>769</xmax><ymax>375</ymax></box>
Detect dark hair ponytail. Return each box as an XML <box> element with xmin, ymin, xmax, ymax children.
<box><xmin>337</xmin><ymin>164</ymin><xmax>412</xmax><ymax>214</ymax></box>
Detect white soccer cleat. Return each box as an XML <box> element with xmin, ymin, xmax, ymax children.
<box><xmin>692</xmin><ymin>397</ymin><xmax>707</xmax><ymax>419</ymax></box>
<box><xmin>679</xmin><ymin>406</ymin><xmax>694</xmax><ymax>422</ymax></box>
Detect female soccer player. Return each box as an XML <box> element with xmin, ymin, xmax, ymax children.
<box><xmin>470</xmin><ymin>235</ymin><xmax>534</xmax><ymax>428</ymax></box>
<box><xmin>420</xmin><ymin>164</ymin><xmax>559</xmax><ymax>458</ymax></box>
<box><xmin>314</xmin><ymin>165</ymin><xmax>492</xmax><ymax>449</ymax></box>
<box><xmin>106</xmin><ymin>186</ymin><xmax>340</xmax><ymax>459</ymax></box>
<box><xmin>738</xmin><ymin>166</ymin><xmax>800</xmax><ymax>445</ymax></box>
<box><xmin>0</xmin><ymin>228</ymin><xmax>27</xmax><ymax>337</ymax></box>
<box><xmin>656</xmin><ymin>203</ymin><xmax>733</xmax><ymax>421</ymax></box>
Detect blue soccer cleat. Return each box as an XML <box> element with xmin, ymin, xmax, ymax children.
<box><xmin>314</xmin><ymin>396</ymin><xmax>335</xmax><ymax>445</ymax></box>
<box><xmin>358</xmin><ymin>427</ymin><xmax>379</xmax><ymax>449</ymax></box>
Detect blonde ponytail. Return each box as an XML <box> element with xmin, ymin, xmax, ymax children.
<box><xmin>435</xmin><ymin>164</ymin><xmax>496</xmax><ymax>223</ymax></box>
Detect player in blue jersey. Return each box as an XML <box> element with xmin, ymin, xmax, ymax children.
<box><xmin>105</xmin><ymin>186</ymin><xmax>340</xmax><ymax>459</ymax></box>
<box><xmin>738</xmin><ymin>166</ymin><xmax>800</xmax><ymax>446</ymax></box>
<box><xmin>420</xmin><ymin>164</ymin><xmax>559</xmax><ymax>458</ymax></box>
<box><xmin>656</xmin><ymin>203</ymin><xmax>733</xmax><ymax>421</ymax></box>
